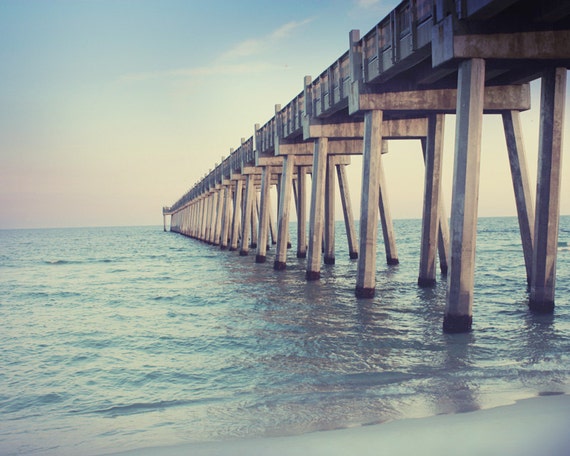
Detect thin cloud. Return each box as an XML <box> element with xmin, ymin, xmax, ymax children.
<box><xmin>218</xmin><ymin>38</ymin><xmax>263</xmax><ymax>60</ymax></box>
<box><xmin>356</xmin><ymin>0</ymin><xmax>381</xmax><ymax>7</ymax></box>
<box><xmin>121</xmin><ymin>18</ymin><xmax>311</xmax><ymax>82</ymax></box>
<box><xmin>219</xmin><ymin>17</ymin><xmax>313</xmax><ymax>61</ymax></box>
<box><xmin>270</xmin><ymin>18</ymin><xmax>313</xmax><ymax>40</ymax></box>
<box><xmin>121</xmin><ymin>62</ymin><xmax>284</xmax><ymax>82</ymax></box>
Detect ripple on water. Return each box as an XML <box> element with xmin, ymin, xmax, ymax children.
<box><xmin>0</xmin><ymin>221</ymin><xmax>569</xmax><ymax>455</ymax></box>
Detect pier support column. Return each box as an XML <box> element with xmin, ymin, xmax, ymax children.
<box><xmin>192</xmin><ymin>204</ymin><xmax>197</xmax><ymax>237</ymax></box>
<box><xmin>229</xmin><ymin>179</ymin><xmax>243</xmax><ymax>251</ymax></box>
<box><xmin>418</xmin><ymin>114</ymin><xmax>444</xmax><ymax>287</ymax></box>
<box><xmin>444</xmin><ymin>58</ymin><xmax>485</xmax><ymax>333</ymax></box>
<box><xmin>324</xmin><ymin>156</ymin><xmax>336</xmax><ymax>265</ymax></box>
<box><xmin>204</xmin><ymin>193</ymin><xmax>212</xmax><ymax>242</ymax></box>
<box><xmin>199</xmin><ymin>197</ymin><xmax>206</xmax><ymax>240</ymax></box>
<box><xmin>421</xmin><ymin>140</ymin><xmax>450</xmax><ymax>275</ymax></box>
<box><xmin>220</xmin><ymin>185</ymin><xmax>232</xmax><ymax>250</ymax></box>
<box><xmin>185</xmin><ymin>206</ymin><xmax>191</xmax><ymax>236</ymax></box>
<box><xmin>213</xmin><ymin>187</ymin><xmax>224</xmax><ymax>246</ymax></box>
<box><xmin>530</xmin><ymin>67</ymin><xmax>567</xmax><ymax>312</ymax></box>
<box><xmin>193</xmin><ymin>202</ymin><xmax>199</xmax><ymax>238</ymax></box>
<box><xmin>356</xmin><ymin>110</ymin><xmax>383</xmax><ymax>298</ymax></box>
<box><xmin>296</xmin><ymin>166</ymin><xmax>308</xmax><ymax>259</ymax></box>
<box><xmin>196</xmin><ymin>199</ymin><xmax>203</xmax><ymax>238</ymax></box>
<box><xmin>209</xmin><ymin>192</ymin><xmax>219</xmax><ymax>244</ymax></box>
<box><xmin>337</xmin><ymin>164</ymin><xmax>358</xmax><ymax>259</ymax></box>
<box><xmin>184</xmin><ymin>206</ymin><xmax>190</xmax><ymax>237</ymax></box>
<box><xmin>256</xmin><ymin>167</ymin><xmax>272</xmax><ymax>263</ymax></box>
<box><xmin>179</xmin><ymin>208</ymin><xmax>185</xmax><ymax>235</ymax></box>
<box><xmin>181</xmin><ymin>207</ymin><xmax>188</xmax><ymax>236</ymax></box>
<box><xmin>170</xmin><ymin>212</ymin><xmax>176</xmax><ymax>233</ymax></box>
<box><xmin>502</xmin><ymin>110</ymin><xmax>535</xmax><ymax>284</ymax></box>
<box><xmin>378</xmin><ymin>145</ymin><xmax>399</xmax><ymax>266</ymax></box>
<box><xmin>207</xmin><ymin>194</ymin><xmax>214</xmax><ymax>242</ymax></box>
<box><xmin>306</xmin><ymin>138</ymin><xmax>328</xmax><ymax>280</ymax></box>
<box><xmin>268</xmin><ymin>190</ymin><xmax>277</xmax><ymax>246</ymax></box>
<box><xmin>274</xmin><ymin>156</ymin><xmax>295</xmax><ymax>270</ymax></box>
<box><xmin>206</xmin><ymin>192</ymin><xmax>215</xmax><ymax>243</ymax></box>
<box><xmin>199</xmin><ymin>196</ymin><xmax>207</xmax><ymax>241</ymax></box>
<box><xmin>240</xmin><ymin>175</ymin><xmax>254</xmax><ymax>256</ymax></box>
<box><xmin>251</xmin><ymin>192</ymin><xmax>259</xmax><ymax>249</ymax></box>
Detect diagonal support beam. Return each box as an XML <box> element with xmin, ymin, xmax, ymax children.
<box><xmin>502</xmin><ymin>110</ymin><xmax>535</xmax><ymax>285</ymax></box>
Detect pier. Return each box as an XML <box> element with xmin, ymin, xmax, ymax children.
<box><xmin>163</xmin><ymin>0</ymin><xmax>570</xmax><ymax>333</ymax></box>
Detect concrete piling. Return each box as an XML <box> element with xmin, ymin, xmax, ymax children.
<box><xmin>444</xmin><ymin>59</ymin><xmax>486</xmax><ymax>334</ymax></box>
<box><xmin>530</xmin><ymin>67</ymin><xmax>567</xmax><ymax>312</ymax></box>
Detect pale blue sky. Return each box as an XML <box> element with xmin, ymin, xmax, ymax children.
<box><xmin>0</xmin><ymin>0</ymin><xmax>568</xmax><ymax>229</ymax></box>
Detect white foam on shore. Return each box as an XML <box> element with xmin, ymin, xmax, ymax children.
<box><xmin>108</xmin><ymin>394</ymin><xmax>570</xmax><ymax>456</ymax></box>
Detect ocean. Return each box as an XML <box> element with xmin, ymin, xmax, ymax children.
<box><xmin>1</xmin><ymin>217</ymin><xmax>569</xmax><ymax>456</ymax></box>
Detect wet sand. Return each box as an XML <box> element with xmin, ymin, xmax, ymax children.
<box><xmin>108</xmin><ymin>393</ymin><xmax>570</xmax><ymax>456</ymax></box>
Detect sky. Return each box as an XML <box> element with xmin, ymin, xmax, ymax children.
<box><xmin>0</xmin><ymin>0</ymin><xmax>568</xmax><ymax>229</ymax></box>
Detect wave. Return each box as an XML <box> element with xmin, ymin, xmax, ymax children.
<box><xmin>43</xmin><ymin>258</ymin><xmax>114</xmax><ymax>265</ymax></box>
<box><xmin>43</xmin><ymin>259</ymin><xmax>75</xmax><ymax>265</ymax></box>
<box><xmin>3</xmin><ymin>393</ymin><xmax>67</xmax><ymax>415</ymax></box>
<box><xmin>153</xmin><ymin>294</ymin><xmax>181</xmax><ymax>302</ymax></box>
<box><xmin>86</xmin><ymin>397</ymin><xmax>224</xmax><ymax>417</ymax></box>
<box><xmin>90</xmin><ymin>400</ymin><xmax>183</xmax><ymax>416</ymax></box>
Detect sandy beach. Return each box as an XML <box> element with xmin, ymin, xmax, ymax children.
<box><xmin>109</xmin><ymin>393</ymin><xmax>570</xmax><ymax>456</ymax></box>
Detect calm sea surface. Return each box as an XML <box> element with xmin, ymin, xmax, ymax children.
<box><xmin>1</xmin><ymin>217</ymin><xmax>569</xmax><ymax>455</ymax></box>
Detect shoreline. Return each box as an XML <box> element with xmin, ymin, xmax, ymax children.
<box><xmin>107</xmin><ymin>393</ymin><xmax>570</xmax><ymax>456</ymax></box>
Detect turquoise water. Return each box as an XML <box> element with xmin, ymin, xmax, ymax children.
<box><xmin>1</xmin><ymin>218</ymin><xmax>569</xmax><ymax>455</ymax></box>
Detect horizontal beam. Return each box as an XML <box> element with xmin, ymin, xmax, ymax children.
<box><xmin>256</xmin><ymin>156</ymin><xmax>284</xmax><ymax>167</ymax></box>
<box><xmin>353</xmin><ymin>85</ymin><xmax>530</xmax><ymax>113</ymax></box>
<box><xmin>303</xmin><ymin>119</ymin><xmax>363</xmax><ymax>140</ymax></box>
<box><xmin>454</xmin><ymin>31</ymin><xmax>570</xmax><ymax>61</ymax></box>
<box><xmin>433</xmin><ymin>19</ymin><xmax>570</xmax><ymax>66</ymax></box>
<box><xmin>301</xmin><ymin>117</ymin><xmax>429</xmax><ymax>140</ymax></box>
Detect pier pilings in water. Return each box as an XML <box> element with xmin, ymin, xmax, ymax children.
<box><xmin>164</xmin><ymin>0</ymin><xmax>569</xmax><ymax>333</ymax></box>
<box><xmin>530</xmin><ymin>67</ymin><xmax>567</xmax><ymax>312</ymax></box>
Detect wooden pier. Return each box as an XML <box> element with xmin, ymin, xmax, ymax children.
<box><xmin>163</xmin><ymin>0</ymin><xmax>570</xmax><ymax>333</ymax></box>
